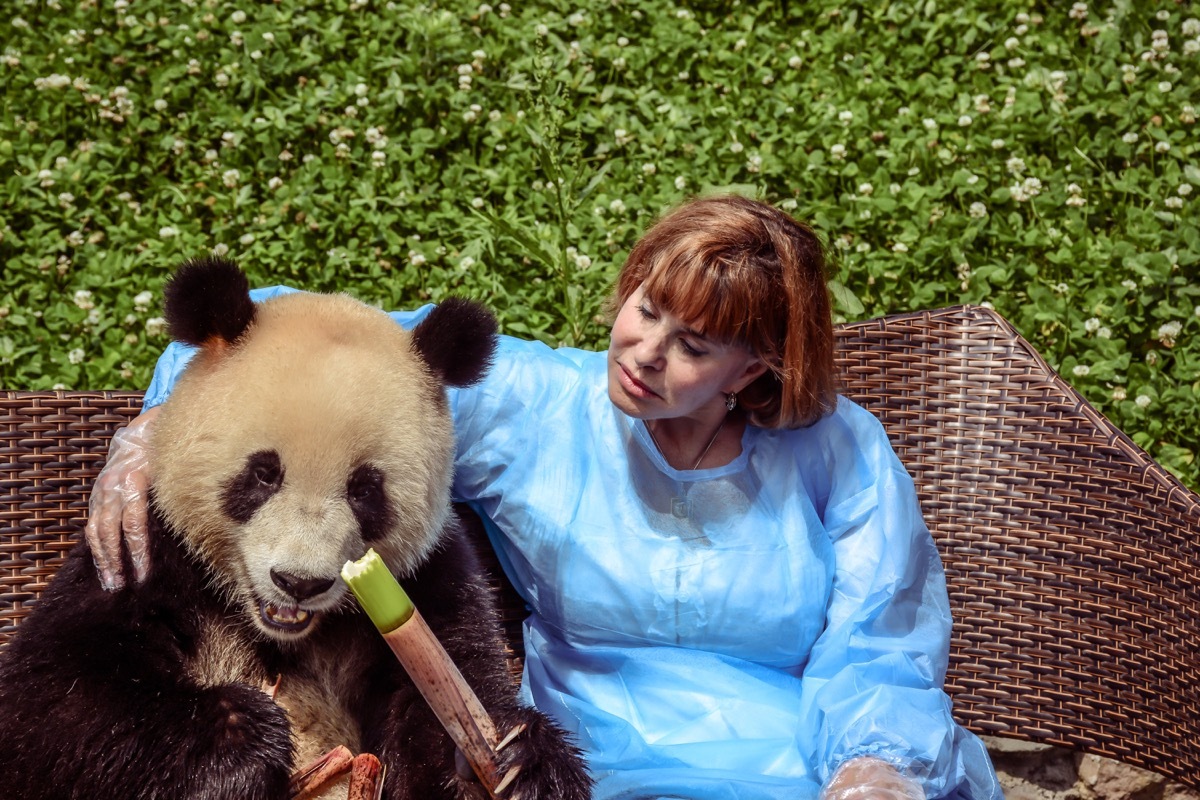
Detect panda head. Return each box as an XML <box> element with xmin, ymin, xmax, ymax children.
<box><xmin>150</xmin><ymin>257</ymin><xmax>496</xmax><ymax>643</ymax></box>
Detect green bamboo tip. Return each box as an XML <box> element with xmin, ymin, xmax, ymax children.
<box><xmin>341</xmin><ymin>548</ymin><xmax>414</xmax><ymax>634</ymax></box>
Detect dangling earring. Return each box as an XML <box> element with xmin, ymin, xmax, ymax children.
<box><xmin>726</xmin><ymin>392</ymin><xmax>738</xmax><ymax>412</ymax></box>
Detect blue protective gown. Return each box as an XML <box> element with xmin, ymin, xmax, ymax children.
<box><xmin>146</xmin><ymin>289</ymin><xmax>1002</xmax><ymax>800</ymax></box>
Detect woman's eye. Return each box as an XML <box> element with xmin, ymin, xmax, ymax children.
<box><xmin>680</xmin><ymin>339</ymin><xmax>706</xmax><ymax>357</ymax></box>
<box><xmin>637</xmin><ymin>304</ymin><xmax>657</xmax><ymax>321</ymax></box>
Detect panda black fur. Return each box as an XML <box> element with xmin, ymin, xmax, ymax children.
<box><xmin>0</xmin><ymin>258</ymin><xmax>592</xmax><ymax>800</ymax></box>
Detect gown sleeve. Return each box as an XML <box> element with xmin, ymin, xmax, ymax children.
<box><xmin>798</xmin><ymin>400</ymin><xmax>998</xmax><ymax>799</ymax></box>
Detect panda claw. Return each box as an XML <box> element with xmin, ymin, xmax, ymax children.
<box><xmin>493</xmin><ymin>764</ymin><xmax>521</xmax><ymax>795</ymax></box>
<box><xmin>495</xmin><ymin>723</ymin><xmax>527</xmax><ymax>752</ymax></box>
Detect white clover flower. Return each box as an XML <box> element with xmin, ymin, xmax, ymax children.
<box><xmin>838</xmin><ymin>110</ymin><xmax>853</xmax><ymax>123</ymax></box>
<box><xmin>567</xmin><ymin>11</ymin><xmax>585</xmax><ymax>26</ymax></box>
<box><xmin>459</xmin><ymin>256</ymin><xmax>476</xmax><ymax>270</ymax></box>
<box><xmin>1008</xmin><ymin>57</ymin><xmax>1026</xmax><ymax>68</ymax></box>
<box><xmin>922</xmin><ymin>117</ymin><xmax>937</xmax><ymax>130</ymax></box>
<box><xmin>780</xmin><ymin>198</ymin><xmax>798</xmax><ymax>211</ymax></box>
<box><xmin>471</xmin><ymin>197</ymin><xmax>485</xmax><ymax>209</ymax></box>
<box><xmin>1005</xmin><ymin>156</ymin><xmax>1026</xmax><ymax>175</ymax></box>
<box><xmin>746</xmin><ymin>154</ymin><xmax>762</xmax><ymax>172</ymax></box>
<box><xmin>614</xmin><ymin>128</ymin><xmax>631</xmax><ymax>146</ymax></box>
<box><xmin>734</xmin><ymin>38</ymin><xmax>747</xmax><ymax>52</ymax></box>
<box><xmin>956</xmin><ymin>114</ymin><xmax>971</xmax><ymax>127</ymax></box>
<box><xmin>675</xmin><ymin>176</ymin><xmax>687</xmax><ymax>190</ymax></box>
<box><xmin>889</xmin><ymin>183</ymin><xmax>902</xmax><ymax>195</ymax></box>
<box><xmin>408</xmin><ymin>251</ymin><xmax>426</xmax><ymax>266</ymax></box>
<box><xmin>1098</xmin><ymin>326</ymin><xmax>1112</xmax><ymax>339</ymax></box>
<box><xmin>1084</xmin><ymin>317</ymin><xmax>1101</xmax><ymax>333</ymax></box>
<box><xmin>730</xmin><ymin>141</ymin><xmax>744</xmax><ymax>154</ymax></box>
<box><xmin>617</xmin><ymin>36</ymin><xmax>629</xmax><ymax>46</ymax></box>
<box><xmin>1122</xmin><ymin>279</ymin><xmax>1138</xmax><ymax>291</ymax></box>
<box><xmin>1165</xmin><ymin>197</ymin><xmax>1184</xmax><ymax>209</ymax></box>
<box><xmin>1066</xmin><ymin>195</ymin><xmax>1086</xmax><ymax>207</ymax></box>
<box><xmin>66</xmin><ymin>230</ymin><xmax>85</xmax><ymax>247</ymax></box>
<box><xmin>1146</xmin><ymin>351</ymin><xmax>1159</xmax><ymax>365</ymax></box>
<box><xmin>212</xmin><ymin>243</ymin><xmax>230</xmax><ymax>257</ymax></box>
<box><xmin>642</xmin><ymin>162</ymin><xmax>656</xmax><ymax>175</ymax></box>
<box><xmin>1054</xmin><ymin>283</ymin><xmax>1070</xmax><ymax>295</ymax></box>
<box><xmin>133</xmin><ymin>290</ymin><xmax>153</xmax><ymax>310</ymax></box>
<box><xmin>1135</xmin><ymin>394</ymin><xmax>1152</xmax><ymax>409</ymax></box>
<box><xmin>535</xmin><ymin>23</ymin><xmax>548</xmax><ymax>36</ymax></box>
<box><xmin>1159</xmin><ymin>81</ymin><xmax>1173</xmax><ymax>93</ymax></box>
<box><xmin>968</xmin><ymin>202</ymin><xmax>988</xmax><ymax>218</ymax></box>
<box><xmin>575</xmin><ymin>253</ymin><xmax>591</xmax><ymax>269</ymax></box>
<box><xmin>1072</xmin><ymin>364</ymin><xmax>1090</xmax><ymax>377</ymax></box>
<box><xmin>1182</xmin><ymin>18</ymin><xmax>1200</xmax><ymax>36</ymax></box>
<box><xmin>222</xmin><ymin>169</ymin><xmax>240</xmax><ymax>188</ymax></box>
<box><xmin>892</xmin><ymin>242</ymin><xmax>909</xmax><ymax>253</ymax></box>
<box><xmin>159</xmin><ymin>225</ymin><xmax>179</xmax><ymax>238</ymax></box>
<box><xmin>1184</xmin><ymin>40</ymin><xmax>1200</xmax><ymax>55</ymax></box>
<box><xmin>73</xmin><ymin>289</ymin><xmax>94</xmax><ymax>309</ymax></box>
<box><xmin>858</xmin><ymin>182</ymin><xmax>874</xmax><ymax>196</ymax></box>
<box><xmin>1005</xmin><ymin>37</ymin><xmax>1020</xmax><ymax>50</ymax></box>
<box><xmin>263</xmin><ymin>31</ymin><xmax>275</xmax><ymax>43</ymax></box>
<box><xmin>1158</xmin><ymin>321</ymin><xmax>1182</xmax><ymax>346</ymax></box>
<box><xmin>58</xmin><ymin>192</ymin><xmax>75</xmax><ymax>208</ymax></box>
<box><xmin>1122</xmin><ymin>132</ymin><xmax>1138</xmax><ymax>144</ymax></box>
<box><xmin>239</xmin><ymin>233</ymin><xmax>255</xmax><ymax>245</ymax></box>
<box><xmin>1068</xmin><ymin>3</ymin><xmax>1087</xmax><ymax>20</ymax></box>
<box><xmin>68</xmin><ymin>348</ymin><xmax>85</xmax><ymax>365</ymax></box>
<box><xmin>1156</xmin><ymin>141</ymin><xmax>1171</xmax><ymax>153</ymax></box>
<box><xmin>609</xmin><ymin>198</ymin><xmax>626</xmax><ymax>214</ymax></box>
<box><xmin>788</xmin><ymin>55</ymin><xmax>802</xmax><ymax>69</ymax></box>
<box><xmin>268</xmin><ymin>176</ymin><xmax>283</xmax><ymax>190</ymax></box>
<box><xmin>829</xmin><ymin>143</ymin><xmax>845</xmax><ymax>159</ymax></box>
<box><xmin>371</xmin><ymin>150</ymin><xmax>386</xmax><ymax>166</ymax></box>
<box><xmin>145</xmin><ymin>317</ymin><xmax>167</xmax><ymax>336</ymax></box>
<box><xmin>1112</xmin><ymin>387</ymin><xmax>1127</xmax><ymax>401</ymax></box>
<box><xmin>1179</xmin><ymin>184</ymin><xmax>1193</xmax><ymax>196</ymax></box>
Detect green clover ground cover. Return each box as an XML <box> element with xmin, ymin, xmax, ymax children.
<box><xmin>2</xmin><ymin>0</ymin><xmax>1198</xmax><ymax>488</ymax></box>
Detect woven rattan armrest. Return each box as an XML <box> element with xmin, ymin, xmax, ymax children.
<box><xmin>2</xmin><ymin>304</ymin><xmax>1198</xmax><ymax>788</ymax></box>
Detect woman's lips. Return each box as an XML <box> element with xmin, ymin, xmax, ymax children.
<box><xmin>618</xmin><ymin>364</ymin><xmax>660</xmax><ymax>399</ymax></box>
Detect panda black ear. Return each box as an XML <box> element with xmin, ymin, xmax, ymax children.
<box><xmin>410</xmin><ymin>298</ymin><xmax>498</xmax><ymax>388</ymax></box>
<box><xmin>163</xmin><ymin>257</ymin><xmax>256</xmax><ymax>347</ymax></box>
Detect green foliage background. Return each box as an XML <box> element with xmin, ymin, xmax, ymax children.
<box><xmin>2</xmin><ymin>0</ymin><xmax>1198</xmax><ymax>488</ymax></box>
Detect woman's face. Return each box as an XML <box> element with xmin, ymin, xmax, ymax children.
<box><xmin>607</xmin><ymin>285</ymin><xmax>766</xmax><ymax>422</ymax></box>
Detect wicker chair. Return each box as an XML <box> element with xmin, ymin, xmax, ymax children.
<box><xmin>2</xmin><ymin>305</ymin><xmax>1198</xmax><ymax>789</ymax></box>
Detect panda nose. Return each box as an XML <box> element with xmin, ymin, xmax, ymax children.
<box><xmin>270</xmin><ymin>569</ymin><xmax>335</xmax><ymax>601</ymax></box>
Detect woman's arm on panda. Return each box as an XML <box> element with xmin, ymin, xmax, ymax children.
<box><xmin>85</xmin><ymin>288</ymin><xmax>441</xmax><ymax>590</ymax></box>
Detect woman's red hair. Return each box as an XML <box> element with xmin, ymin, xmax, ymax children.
<box><xmin>612</xmin><ymin>195</ymin><xmax>836</xmax><ymax>429</ymax></box>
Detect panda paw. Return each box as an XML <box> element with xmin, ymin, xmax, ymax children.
<box><xmin>487</xmin><ymin>707</ymin><xmax>592</xmax><ymax>800</ymax></box>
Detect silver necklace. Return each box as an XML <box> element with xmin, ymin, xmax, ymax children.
<box><xmin>646</xmin><ymin>417</ymin><xmax>726</xmax><ymax>518</ymax></box>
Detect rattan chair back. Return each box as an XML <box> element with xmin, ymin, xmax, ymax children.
<box><xmin>2</xmin><ymin>305</ymin><xmax>1198</xmax><ymax>787</ymax></box>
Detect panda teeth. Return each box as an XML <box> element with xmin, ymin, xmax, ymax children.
<box><xmin>260</xmin><ymin>600</ymin><xmax>313</xmax><ymax>630</ymax></box>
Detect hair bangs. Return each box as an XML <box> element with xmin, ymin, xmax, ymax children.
<box><xmin>641</xmin><ymin>249</ymin><xmax>782</xmax><ymax>362</ymax></box>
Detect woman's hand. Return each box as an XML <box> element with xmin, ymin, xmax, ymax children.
<box><xmin>84</xmin><ymin>406</ymin><xmax>161</xmax><ymax>591</ymax></box>
<box><xmin>820</xmin><ymin>757</ymin><xmax>926</xmax><ymax>800</ymax></box>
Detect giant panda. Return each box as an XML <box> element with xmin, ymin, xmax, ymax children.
<box><xmin>0</xmin><ymin>257</ymin><xmax>591</xmax><ymax>800</ymax></box>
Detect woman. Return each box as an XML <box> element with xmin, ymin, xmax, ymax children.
<box><xmin>86</xmin><ymin>195</ymin><xmax>1002</xmax><ymax>800</ymax></box>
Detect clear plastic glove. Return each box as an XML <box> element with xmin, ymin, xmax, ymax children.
<box><xmin>820</xmin><ymin>756</ymin><xmax>926</xmax><ymax>800</ymax></box>
<box><xmin>84</xmin><ymin>406</ymin><xmax>161</xmax><ymax>591</ymax></box>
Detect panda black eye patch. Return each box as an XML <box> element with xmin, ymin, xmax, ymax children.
<box><xmin>346</xmin><ymin>464</ymin><xmax>395</xmax><ymax>543</ymax></box>
<box><xmin>222</xmin><ymin>450</ymin><xmax>285</xmax><ymax>523</ymax></box>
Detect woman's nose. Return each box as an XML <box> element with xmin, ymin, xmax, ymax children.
<box><xmin>633</xmin><ymin>332</ymin><xmax>667</xmax><ymax>367</ymax></box>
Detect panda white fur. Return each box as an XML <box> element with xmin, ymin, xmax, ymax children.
<box><xmin>0</xmin><ymin>257</ymin><xmax>591</xmax><ymax>800</ymax></box>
